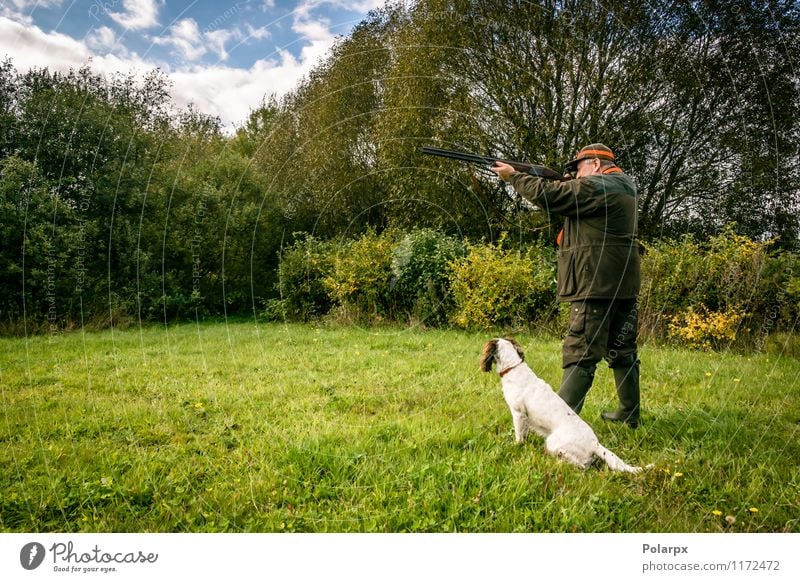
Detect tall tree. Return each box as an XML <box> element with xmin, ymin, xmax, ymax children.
<box><xmin>260</xmin><ymin>0</ymin><xmax>800</xmax><ymax>243</ymax></box>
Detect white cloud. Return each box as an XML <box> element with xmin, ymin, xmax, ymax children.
<box><xmin>0</xmin><ymin>0</ymin><xmax>64</xmax><ymax>25</ymax></box>
<box><xmin>169</xmin><ymin>52</ymin><xmax>311</xmax><ymax>126</ymax></box>
<box><xmin>205</xmin><ymin>28</ymin><xmax>234</xmax><ymax>61</ymax></box>
<box><xmin>295</xmin><ymin>0</ymin><xmax>387</xmax><ymax>19</ymax></box>
<box><xmin>109</xmin><ymin>0</ymin><xmax>161</xmax><ymax>31</ymax></box>
<box><xmin>86</xmin><ymin>26</ymin><xmax>118</xmax><ymax>52</ymax></box>
<box><xmin>0</xmin><ymin>15</ymin><xmax>151</xmax><ymax>74</ymax></box>
<box><xmin>0</xmin><ymin>6</ymin><xmax>32</xmax><ymax>25</ymax></box>
<box><xmin>289</xmin><ymin>0</ymin><xmax>386</xmax><ymax>61</ymax></box>
<box><xmin>0</xmin><ymin>14</ymin><xmax>336</xmax><ymax>132</ymax></box>
<box><xmin>154</xmin><ymin>19</ymin><xmax>271</xmax><ymax>63</ymax></box>
<box><xmin>244</xmin><ymin>23</ymin><xmax>270</xmax><ymax>41</ymax></box>
<box><xmin>153</xmin><ymin>18</ymin><xmax>206</xmax><ymax>61</ymax></box>
<box><xmin>292</xmin><ymin>18</ymin><xmax>334</xmax><ymax>43</ymax></box>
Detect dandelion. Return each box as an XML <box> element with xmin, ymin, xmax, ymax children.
<box><xmin>725</xmin><ymin>515</ymin><xmax>736</xmax><ymax>526</ymax></box>
<box><xmin>733</xmin><ymin>378</ymin><xmax>741</xmax><ymax>383</ymax></box>
<box><xmin>194</xmin><ymin>402</ymin><xmax>203</xmax><ymax>409</ymax></box>
<box><xmin>748</xmin><ymin>507</ymin><xmax>759</xmax><ymax>513</ymax></box>
<box><xmin>705</xmin><ymin>372</ymin><xmax>712</xmax><ymax>377</ymax></box>
<box><xmin>711</xmin><ymin>510</ymin><xmax>722</xmax><ymax>516</ymax></box>
<box><xmin>674</xmin><ymin>472</ymin><xmax>684</xmax><ymax>478</ymax></box>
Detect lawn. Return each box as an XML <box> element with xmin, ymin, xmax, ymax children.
<box><xmin>1</xmin><ymin>321</ymin><xmax>798</xmax><ymax>532</ymax></box>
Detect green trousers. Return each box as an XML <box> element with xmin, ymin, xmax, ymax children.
<box><xmin>557</xmin><ymin>298</ymin><xmax>639</xmax><ymax>418</ymax></box>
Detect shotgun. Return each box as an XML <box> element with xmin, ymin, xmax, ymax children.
<box><xmin>421</xmin><ymin>146</ymin><xmax>567</xmax><ymax>181</ymax></box>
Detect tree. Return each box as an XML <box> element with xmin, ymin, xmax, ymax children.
<box><xmin>260</xmin><ymin>0</ymin><xmax>800</xmax><ymax>243</ymax></box>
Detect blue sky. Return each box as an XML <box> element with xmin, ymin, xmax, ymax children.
<box><xmin>0</xmin><ymin>0</ymin><xmax>389</xmax><ymax>129</ymax></box>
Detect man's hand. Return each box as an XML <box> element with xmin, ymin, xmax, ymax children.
<box><xmin>491</xmin><ymin>161</ymin><xmax>516</xmax><ymax>181</ymax></box>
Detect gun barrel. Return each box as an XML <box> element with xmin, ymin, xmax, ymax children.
<box><xmin>421</xmin><ymin>146</ymin><xmax>565</xmax><ymax>181</ymax></box>
<box><xmin>420</xmin><ymin>146</ymin><xmax>500</xmax><ymax>168</ymax></box>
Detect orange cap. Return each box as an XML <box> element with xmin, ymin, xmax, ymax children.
<box><xmin>564</xmin><ymin>143</ymin><xmax>615</xmax><ymax>172</ymax></box>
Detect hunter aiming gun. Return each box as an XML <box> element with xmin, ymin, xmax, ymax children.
<box><xmin>421</xmin><ymin>146</ymin><xmax>568</xmax><ymax>181</ymax></box>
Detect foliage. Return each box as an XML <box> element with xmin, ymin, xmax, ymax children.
<box><xmin>0</xmin><ymin>155</ymin><xmax>76</xmax><ymax>326</ymax></box>
<box><xmin>668</xmin><ymin>306</ymin><xmax>746</xmax><ymax>350</ymax></box>
<box><xmin>272</xmin><ymin>233</ymin><xmax>335</xmax><ymax>321</ymax></box>
<box><xmin>322</xmin><ymin>229</ymin><xmax>397</xmax><ymax>322</ymax></box>
<box><xmin>3</xmin><ymin>0</ymin><xmax>800</xmax><ymax>340</ymax></box>
<box><xmin>447</xmin><ymin>235</ymin><xmax>556</xmax><ymax>329</ymax></box>
<box><xmin>0</xmin><ymin>62</ymin><xmax>289</xmax><ymax>329</ymax></box>
<box><xmin>638</xmin><ymin>225</ymin><xmax>792</xmax><ymax>348</ymax></box>
<box><xmin>248</xmin><ymin>0</ymin><xmax>800</xmax><ymax>243</ymax></box>
<box><xmin>270</xmin><ymin>225</ymin><xmax>798</xmax><ymax>352</ymax></box>
<box><xmin>391</xmin><ymin>229</ymin><xmax>466</xmax><ymax>325</ymax></box>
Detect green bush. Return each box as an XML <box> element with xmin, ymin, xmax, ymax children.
<box><xmin>640</xmin><ymin>225</ymin><xmax>797</xmax><ymax>349</ymax></box>
<box><xmin>322</xmin><ymin>229</ymin><xmax>396</xmax><ymax>322</ymax></box>
<box><xmin>447</xmin><ymin>235</ymin><xmax>556</xmax><ymax>329</ymax></box>
<box><xmin>391</xmin><ymin>229</ymin><xmax>465</xmax><ymax>325</ymax></box>
<box><xmin>268</xmin><ymin>226</ymin><xmax>798</xmax><ymax>355</ymax></box>
<box><xmin>271</xmin><ymin>233</ymin><xmax>334</xmax><ymax>321</ymax></box>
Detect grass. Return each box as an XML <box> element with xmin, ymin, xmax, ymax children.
<box><xmin>0</xmin><ymin>320</ymin><xmax>798</xmax><ymax>532</ymax></box>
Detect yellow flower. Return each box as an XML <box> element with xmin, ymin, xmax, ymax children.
<box><xmin>674</xmin><ymin>472</ymin><xmax>684</xmax><ymax>477</ymax></box>
<box><xmin>705</xmin><ymin>372</ymin><xmax>712</xmax><ymax>377</ymax></box>
<box><xmin>712</xmin><ymin>510</ymin><xmax>722</xmax><ymax>516</ymax></box>
<box><xmin>733</xmin><ymin>378</ymin><xmax>741</xmax><ymax>382</ymax></box>
<box><xmin>748</xmin><ymin>507</ymin><xmax>759</xmax><ymax>513</ymax></box>
<box><xmin>194</xmin><ymin>402</ymin><xmax>203</xmax><ymax>409</ymax></box>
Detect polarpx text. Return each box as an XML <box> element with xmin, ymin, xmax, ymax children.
<box><xmin>643</xmin><ymin>543</ymin><xmax>688</xmax><ymax>557</ymax></box>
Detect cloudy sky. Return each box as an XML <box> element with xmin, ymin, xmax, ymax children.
<box><xmin>0</xmin><ymin>0</ymin><xmax>388</xmax><ymax>129</ymax></box>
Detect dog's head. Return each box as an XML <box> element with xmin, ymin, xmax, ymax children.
<box><xmin>480</xmin><ymin>337</ymin><xmax>525</xmax><ymax>372</ymax></box>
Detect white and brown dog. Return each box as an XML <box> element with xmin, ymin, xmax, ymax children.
<box><xmin>481</xmin><ymin>338</ymin><xmax>646</xmax><ymax>473</ymax></box>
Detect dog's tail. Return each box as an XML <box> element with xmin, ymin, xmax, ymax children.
<box><xmin>595</xmin><ymin>444</ymin><xmax>648</xmax><ymax>474</ymax></box>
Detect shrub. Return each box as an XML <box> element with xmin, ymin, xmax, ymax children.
<box><xmin>640</xmin><ymin>225</ymin><xmax>775</xmax><ymax>347</ymax></box>
<box><xmin>447</xmin><ymin>234</ymin><xmax>556</xmax><ymax>329</ymax></box>
<box><xmin>322</xmin><ymin>229</ymin><xmax>396</xmax><ymax>322</ymax></box>
<box><xmin>271</xmin><ymin>233</ymin><xmax>334</xmax><ymax>321</ymax></box>
<box><xmin>668</xmin><ymin>306</ymin><xmax>746</xmax><ymax>350</ymax></box>
<box><xmin>391</xmin><ymin>229</ymin><xmax>465</xmax><ymax>325</ymax></box>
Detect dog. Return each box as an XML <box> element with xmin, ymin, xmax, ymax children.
<box><xmin>481</xmin><ymin>338</ymin><xmax>646</xmax><ymax>473</ymax></box>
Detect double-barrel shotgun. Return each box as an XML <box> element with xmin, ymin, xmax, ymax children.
<box><xmin>421</xmin><ymin>146</ymin><xmax>567</xmax><ymax>181</ymax></box>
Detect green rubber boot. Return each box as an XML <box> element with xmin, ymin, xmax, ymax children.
<box><xmin>601</xmin><ymin>362</ymin><xmax>640</xmax><ymax>428</ymax></box>
<box><xmin>557</xmin><ymin>364</ymin><xmax>595</xmax><ymax>414</ymax></box>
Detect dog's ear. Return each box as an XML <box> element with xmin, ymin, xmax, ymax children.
<box><xmin>507</xmin><ymin>337</ymin><xmax>525</xmax><ymax>361</ymax></box>
<box><xmin>480</xmin><ymin>339</ymin><xmax>498</xmax><ymax>372</ymax></box>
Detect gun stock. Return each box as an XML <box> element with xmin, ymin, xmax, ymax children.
<box><xmin>421</xmin><ymin>146</ymin><xmax>566</xmax><ymax>181</ymax></box>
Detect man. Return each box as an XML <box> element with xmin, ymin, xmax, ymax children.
<box><xmin>491</xmin><ymin>143</ymin><xmax>641</xmax><ymax>428</ymax></box>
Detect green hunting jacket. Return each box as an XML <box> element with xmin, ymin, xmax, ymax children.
<box><xmin>508</xmin><ymin>169</ymin><xmax>640</xmax><ymax>302</ymax></box>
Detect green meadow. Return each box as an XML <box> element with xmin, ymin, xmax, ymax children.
<box><xmin>1</xmin><ymin>321</ymin><xmax>798</xmax><ymax>532</ymax></box>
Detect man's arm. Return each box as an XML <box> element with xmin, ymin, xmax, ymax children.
<box><xmin>492</xmin><ymin>162</ymin><xmax>604</xmax><ymax>217</ymax></box>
